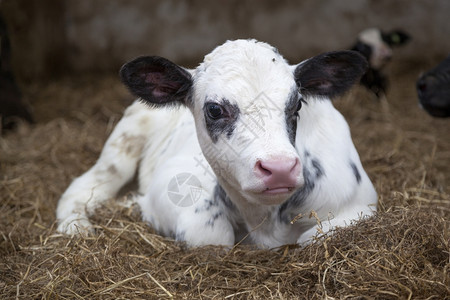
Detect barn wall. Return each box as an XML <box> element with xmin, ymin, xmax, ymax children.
<box><xmin>1</xmin><ymin>0</ymin><xmax>449</xmax><ymax>80</ymax></box>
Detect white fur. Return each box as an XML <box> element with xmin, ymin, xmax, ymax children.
<box><xmin>56</xmin><ymin>40</ymin><xmax>377</xmax><ymax>248</ymax></box>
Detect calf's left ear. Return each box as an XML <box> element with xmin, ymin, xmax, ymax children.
<box><xmin>120</xmin><ymin>56</ymin><xmax>193</xmax><ymax>106</ymax></box>
<box><xmin>294</xmin><ymin>51</ymin><xmax>368</xmax><ymax>99</ymax></box>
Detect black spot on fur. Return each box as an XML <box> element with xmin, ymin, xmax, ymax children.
<box><xmin>311</xmin><ymin>159</ymin><xmax>325</xmax><ymax>178</ymax></box>
<box><xmin>205</xmin><ymin>211</ymin><xmax>224</xmax><ymax>228</ymax></box>
<box><xmin>350</xmin><ymin>161</ymin><xmax>362</xmax><ymax>184</ymax></box>
<box><xmin>195</xmin><ymin>198</ymin><xmax>219</xmax><ymax>214</ymax></box>
<box><xmin>214</xmin><ymin>184</ymin><xmax>235</xmax><ymax>211</ymax></box>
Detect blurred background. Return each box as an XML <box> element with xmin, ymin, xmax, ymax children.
<box><xmin>1</xmin><ymin>0</ymin><xmax>449</xmax><ymax>82</ymax></box>
<box><xmin>1</xmin><ymin>3</ymin><xmax>449</xmax><ymax>298</ymax></box>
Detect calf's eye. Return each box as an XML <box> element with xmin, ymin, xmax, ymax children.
<box><xmin>293</xmin><ymin>96</ymin><xmax>304</xmax><ymax>117</ymax></box>
<box><xmin>296</xmin><ymin>99</ymin><xmax>303</xmax><ymax>112</ymax></box>
<box><xmin>206</xmin><ymin>103</ymin><xmax>224</xmax><ymax>119</ymax></box>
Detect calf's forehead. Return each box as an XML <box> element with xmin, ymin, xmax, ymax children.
<box><xmin>193</xmin><ymin>40</ymin><xmax>296</xmax><ymax>107</ymax></box>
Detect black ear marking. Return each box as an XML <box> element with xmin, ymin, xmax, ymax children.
<box><xmin>120</xmin><ymin>56</ymin><xmax>193</xmax><ymax>106</ymax></box>
<box><xmin>294</xmin><ymin>51</ymin><xmax>368</xmax><ymax>99</ymax></box>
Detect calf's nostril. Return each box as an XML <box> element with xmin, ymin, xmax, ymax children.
<box><xmin>418</xmin><ymin>82</ymin><xmax>427</xmax><ymax>92</ymax></box>
<box><xmin>255</xmin><ymin>161</ymin><xmax>272</xmax><ymax>176</ymax></box>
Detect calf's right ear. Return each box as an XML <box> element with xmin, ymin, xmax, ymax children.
<box><xmin>120</xmin><ymin>56</ymin><xmax>193</xmax><ymax>106</ymax></box>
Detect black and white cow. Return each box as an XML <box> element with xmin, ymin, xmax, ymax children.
<box><xmin>417</xmin><ymin>55</ymin><xmax>450</xmax><ymax>118</ymax></box>
<box><xmin>351</xmin><ymin>28</ymin><xmax>410</xmax><ymax>97</ymax></box>
<box><xmin>57</xmin><ymin>39</ymin><xmax>377</xmax><ymax>248</ymax></box>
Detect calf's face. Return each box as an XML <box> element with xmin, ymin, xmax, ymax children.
<box><xmin>191</xmin><ymin>41</ymin><xmax>303</xmax><ymax>205</ymax></box>
<box><xmin>356</xmin><ymin>28</ymin><xmax>392</xmax><ymax>69</ymax></box>
<box><xmin>353</xmin><ymin>28</ymin><xmax>409</xmax><ymax>70</ymax></box>
<box><xmin>120</xmin><ymin>40</ymin><xmax>367</xmax><ymax>205</ymax></box>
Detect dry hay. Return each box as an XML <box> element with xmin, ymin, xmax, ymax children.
<box><xmin>1</xmin><ymin>64</ymin><xmax>449</xmax><ymax>299</ymax></box>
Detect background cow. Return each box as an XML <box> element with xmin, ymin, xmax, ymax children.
<box><xmin>416</xmin><ymin>55</ymin><xmax>450</xmax><ymax>118</ymax></box>
<box><xmin>351</xmin><ymin>28</ymin><xmax>410</xmax><ymax>97</ymax></box>
<box><xmin>0</xmin><ymin>13</ymin><xmax>34</xmax><ymax>133</ymax></box>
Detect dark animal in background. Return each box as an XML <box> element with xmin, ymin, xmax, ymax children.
<box><xmin>0</xmin><ymin>13</ymin><xmax>34</xmax><ymax>132</ymax></box>
<box><xmin>351</xmin><ymin>28</ymin><xmax>410</xmax><ymax>97</ymax></box>
<box><xmin>416</xmin><ymin>55</ymin><xmax>450</xmax><ymax>118</ymax></box>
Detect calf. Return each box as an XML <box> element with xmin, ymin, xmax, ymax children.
<box><xmin>416</xmin><ymin>55</ymin><xmax>450</xmax><ymax>118</ymax></box>
<box><xmin>57</xmin><ymin>39</ymin><xmax>377</xmax><ymax>248</ymax></box>
<box><xmin>351</xmin><ymin>28</ymin><xmax>410</xmax><ymax>97</ymax></box>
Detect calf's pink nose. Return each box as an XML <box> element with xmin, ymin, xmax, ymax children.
<box><xmin>254</xmin><ymin>157</ymin><xmax>301</xmax><ymax>189</ymax></box>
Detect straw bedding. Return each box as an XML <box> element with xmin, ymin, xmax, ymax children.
<box><xmin>1</xmin><ymin>64</ymin><xmax>449</xmax><ymax>299</ymax></box>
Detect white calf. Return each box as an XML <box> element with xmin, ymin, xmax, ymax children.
<box><xmin>57</xmin><ymin>39</ymin><xmax>377</xmax><ymax>248</ymax></box>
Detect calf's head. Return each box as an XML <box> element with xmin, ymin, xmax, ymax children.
<box><xmin>353</xmin><ymin>28</ymin><xmax>409</xmax><ymax>69</ymax></box>
<box><xmin>120</xmin><ymin>39</ymin><xmax>367</xmax><ymax>205</ymax></box>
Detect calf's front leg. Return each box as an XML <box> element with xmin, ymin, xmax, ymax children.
<box><xmin>56</xmin><ymin>101</ymin><xmax>151</xmax><ymax>234</ymax></box>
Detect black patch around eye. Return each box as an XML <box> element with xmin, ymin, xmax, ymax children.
<box><xmin>203</xmin><ymin>98</ymin><xmax>240</xmax><ymax>143</ymax></box>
